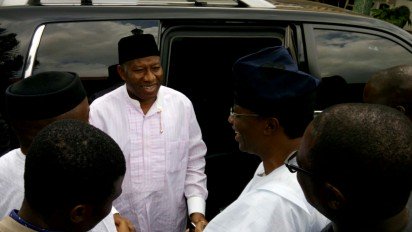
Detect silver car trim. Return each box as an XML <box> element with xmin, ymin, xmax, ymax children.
<box><xmin>24</xmin><ymin>24</ymin><xmax>45</xmax><ymax>78</ymax></box>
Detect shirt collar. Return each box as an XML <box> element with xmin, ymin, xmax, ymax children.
<box><xmin>123</xmin><ymin>85</ymin><xmax>164</xmax><ymax>116</ymax></box>
<box><xmin>9</xmin><ymin>210</ymin><xmax>62</xmax><ymax>232</ymax></box>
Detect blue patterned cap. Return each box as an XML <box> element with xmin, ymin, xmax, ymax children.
<box><xmin>233</xmin><ymin>46</ymin><xmax>320</xmax><ymax>115</ymax></box>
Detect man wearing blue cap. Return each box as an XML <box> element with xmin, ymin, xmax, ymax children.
<box><xmin>0</xmin><ymin>71</ymin><xmax>133</xmax><ymax>232</ymax></box>
<box><xmin>89</xmin><ymin>34</ymin><xmax>208</xmax><ymax>232</ymax></box>
<box><xmin>204</xmin><ymin>46</ymin><xmax>329</xmax><ymax>232</ymax></box>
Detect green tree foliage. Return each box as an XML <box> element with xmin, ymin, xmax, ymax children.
<box><xmin>371</xmin><ymin>5</ymin><xmax>411</xmax><ymax>28</ymax></box>
<box><xmin>353</xmin><ymin>0</ymin><xmax>374</xmax><ymax>15</ymax></box>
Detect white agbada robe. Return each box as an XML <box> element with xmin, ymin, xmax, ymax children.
<box><xmin>89</xmin><ymin>85</ymin><xmax>208</xmax><ymax>232</ymax></box>
<box><xmin>0</xmin><ymin>148</ymin><xmax>118</xmax><ymax>232</ymax></box>
<box><xmin>204</xmin><ymin>162</ymin><xmax>329</xmax><ymax>232</ymax></box>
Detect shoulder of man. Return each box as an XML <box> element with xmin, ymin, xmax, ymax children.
<box><xmin>256</xmin><ymin>167</ymin><xmax>311</xmax><ymax>215</ymax></box>
<box><xmin>0</xmin><ymin>149</ymin><xmax>22</xmax><ymax>170</ymax></box>
<box><xmin>90</xmin><ymin>85</ymin><xmax>125</xmax><ymax>109</ymax></box>
<box><xmin>0</xmin><ymin>215</ymin><xmax>36</xmax><ymax>232</ymax></box>
<box><xmin>161</xmin><ymin>85</ymin><xmax>192</xmax><ymax>105</ymax></box>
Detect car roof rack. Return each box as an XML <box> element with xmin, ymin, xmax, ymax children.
<box><xmin>26</xmin><ymin>0</ymin><xmax>275</xmax><ymax>8</ymax></box>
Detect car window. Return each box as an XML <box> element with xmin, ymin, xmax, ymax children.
<box><xmin>312</xmin><ymin>28</ymin><xmax>412</xmax><ymax>109</ymax></box>
<box><xmin>0</xmin><ymin>22</ymin><xmax>26</xmax><ymax>81</ymax></box>
<box><xmin>34</xmin><ymin>20</ymin><xmax>159</xmax><ymax>78</ymax></box>
<box><xmin>33</xmin><ymin>20</ymin><xmax>159</xmax><ymax>99</ymax></box>
<box><xmin>314</xmin><ymin>29</ymin><xmax>412</xmax><ymax>84</ymax></box>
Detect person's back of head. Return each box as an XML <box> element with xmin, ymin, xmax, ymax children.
<box><xmin>4</xmin><ymin>71</ymin><xmax>89</xmax><ymax>153</ymax></box>
<box><xmin>23</xmin><ymin>119</ymin><xmax>126</xmax><ymax>232</ymax></box>
<box><xmin>316</xmin><ymin>75</ymin><xmax>348</xmax><ymax>110</ymax></box>
<box><xmin>297</xmin><ymin>103</ymin><xmax>412</xmax><ymax>230</ymax></box>
<box><xmin>363</xmin><ymin>64</ymin><xmax>412</xmax><ymax>120</ymax></box>
<box><xmin>232</xmin><ymin>46</ymin><xmax>320</xmax><ymax>139</ymax></box>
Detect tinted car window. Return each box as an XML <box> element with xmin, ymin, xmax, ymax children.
<box><xmin>314</xmin><ymin>29</ymin><xmax>412</xmax><ymax>109</ymax></box>
<box><xmin>34</xmin><ymin>20</ymin><xmax>159</xmax><ymax>78</ymax></box>
<box><xmin>0</xmin><ymin>20</ymin><xmax>33</xmax><ymax>81</ymax></box>
<box><xmin>315</xmin><ymin>29</ymin><xmax>412</xmax><ymax>83</ymax></box>
<box><xmin>33</xmin><ymin>20</ymin><xmax>159</xmax><ymax>98</ymax></box>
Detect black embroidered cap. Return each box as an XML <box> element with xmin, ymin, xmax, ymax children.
<box><xmin>5</xmin><ymin>71</ymin><xmax>87</xmax><ymax>120</ymax></box>
<box><xmin>118</xmin><ymin>34</ymin><xmax>160</xmax><ymax>64</ymax></box>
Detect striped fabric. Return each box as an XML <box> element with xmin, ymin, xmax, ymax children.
<box><xmin>90</xmin><ymin>85</ymin><xmax>208</xmax><ymax>232</ymax></box>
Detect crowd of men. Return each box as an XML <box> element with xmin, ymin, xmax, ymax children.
<box><xmin>0</xmin><ymin>32</ymin><xmax>410</xmax><ymax>232</ymax></box>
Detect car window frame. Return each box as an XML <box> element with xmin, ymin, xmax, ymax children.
<box><xmin>303</xmin><ymin>23</ymin><xmax>412</xmax><ymax>79</ymax></box>
<box><xmin>160</xmin><ymin>23</ymin><xmax>292</xmax><ymax>84</ymax></box>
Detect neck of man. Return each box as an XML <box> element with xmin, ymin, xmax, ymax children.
<box><xmin>139</xmin><ymin>98</ymin><xmax>157</xmax><ymax>115</ymax></box>
<box><xmin>18</xmin><ymin>199</ymin><xmax>60</xmax><ymax>231</ymax></box>
<box><xmin>127</xmin><ymin>90</ymin><xmax>157</xmax><ymax>115</ymax></box>
<box><xmin>261</xmin><ymin>135</ymin><xmax>301</xmax><ymax>175</ymax></box>
<box><xmin>20</xmin><ymin>146</ymin><xmax>29</xmax><ymax>155</ymax></box>
<box><xmin>333</xmin><ymin>207</ymin><xmax>409</xmax><ymax>232</ymax></box>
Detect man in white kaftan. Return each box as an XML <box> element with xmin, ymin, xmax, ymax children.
<box><xmin>0</xmin><ymin>71</ymin><xmax>123</xmax><ymax>232</ymax></box>
<box><xmin>204</xmin><ymin>46</ymin><xmax>329</xmax><ymax>232</ymax></box>
<box><xmin>205</xmin><ymin>162</ymin><xmax>328</xmax><ymax>231</ymax></box>
<box><xmin>89</xmin><ymin>34</ymin><xmax>208</xmax><ymax>232</ymax></box>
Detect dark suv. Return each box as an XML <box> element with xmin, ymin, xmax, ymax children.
<box><xmin>1</xmin><ymin>0</ymin><xmax>412</xmax><ymax>219</ymax></box>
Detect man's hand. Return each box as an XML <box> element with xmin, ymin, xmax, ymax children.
<box><xmin>114</xmin><ymin>213</ymin><xmax>136</xmax><ymax>232</ymax></box>
<box><xmin>189</xmin><ymin>212</ymin><xmax>208</xmax><ymax>232</ymax></box>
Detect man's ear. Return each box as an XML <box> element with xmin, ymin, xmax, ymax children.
<box><xmin>324</xmin><ymin>182</ymin><xmax>346</xmax><ymax>210</ymax></box>
<box><xmin>264</xmin><ymin>117</ymin><xmax>279</xmax><ymax>135</ymax></box>
<box><xmin>117</xmin><ymin>64</ymin><xmax>127</xmax><ymax>82</ymax></box>
<box><xmin>70</xmin><ymin>205</ymin><xmax>89</xmax><ymax>223</ymax></box>
<box><xmin>395</xmin><ymin>105</ymin><xmax>406</xmax><ymax>114</ymax></box>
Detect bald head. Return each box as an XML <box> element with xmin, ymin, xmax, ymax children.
<box><xmin>363</xmin><ymin>64</ymin><xmax>412</xmax><ymax>120</ymax></box>
<box><xmin>301</xmin><ymin>103</ymin><xmax>412</xmax><ymax>220</ymax></box>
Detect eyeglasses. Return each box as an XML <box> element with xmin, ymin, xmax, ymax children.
<box><xmin>229</xmin><ymin>107</ymin><xmax>259</xmax><ymax>118</ymax></box>
<box><xmin>285</xmin><ymin>151</ymin><xmax>315</xmax><ymax>176</ymax></box>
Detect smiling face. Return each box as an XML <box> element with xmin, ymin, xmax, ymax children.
<box><xmin>118</xmin><ymin>56</ymin><xmax>163</xmax><ymax>104</ymax></box>
<box><xmin>227</xmin><ymin>105</ymin><xmax>265</xmax><ymax>155</ymax></box>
